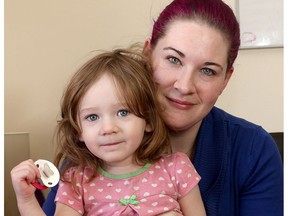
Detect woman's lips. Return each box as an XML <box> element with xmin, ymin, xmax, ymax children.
<box><xmin>167</xmin><ymin>97</ymin><xmax>194</xmax><ymax>110</ymax></box>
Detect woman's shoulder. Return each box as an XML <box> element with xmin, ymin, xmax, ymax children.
<box><xmin>208</xmin><ymin>107</ymin><xmax>271</xmax><ymax>138</ymax></box>
<box><xmin>202</xmin><ymin>107</ymin><xmax>279</xmax><ymax>161</ymax></box>
<box><xmin>208</xmin><ymin>107</ymin><xmax>281</xmax><ymax>168</ymax></box>
<box><xmin>210</xmin><ymin>107</ymin><xmax>260</xmax><ymax>128</ymax></box>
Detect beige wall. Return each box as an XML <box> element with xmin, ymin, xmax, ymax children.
<box><xmin>4</xmin><ymin>133</ymin><xmax>30</xmax><ymax>216</ymax></box>
<box><xmin>5</xmin><ymin>0</ymin><xmax>283</xmax><ymax>162</ymax></box>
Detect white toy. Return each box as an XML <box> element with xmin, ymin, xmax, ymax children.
<box><xmin>32</xmin><ymin>159</ymin><xmax>60</xmax><ymax>190</ymax></box>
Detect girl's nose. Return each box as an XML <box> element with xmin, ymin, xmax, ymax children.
<box><xmin>174</xmin><ymin>70</ymin><xmax>196</xmax><ymax>95</ymax></box>
<box><xmin>99</xmin><ymin>118</ymin><xmax>119</xmax><ymax>135</ymax></box>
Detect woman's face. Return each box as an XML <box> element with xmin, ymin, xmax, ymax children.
<box><xmin>147</xmin><ymin>20</ymin><xmax>233</xmax><ymax>131</ymax></box>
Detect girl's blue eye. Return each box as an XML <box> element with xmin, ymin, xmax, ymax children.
<box><xmin>168</xmin><ymin>56</ymin><xmax>181</xmax><ymax>65</ymax></box>
<box><xmin>87</xmin><ymin>114</ymin><xmax>99</xmax><ymax>121</ymax></box>
<box><xmin>118</xmin><ymin>109</ymin><xmax>129</xmax><ymax>117</ymax></box>
<box><xmin>201</xmin><ymin>68</ymin><xmax>215</xmax><ymax>76</ymax></box>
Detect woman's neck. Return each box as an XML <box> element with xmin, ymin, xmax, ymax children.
<box><xmin>169</xmin><ymin>120</ymin><xmax>202</xmax><ymax>158</ymax></box>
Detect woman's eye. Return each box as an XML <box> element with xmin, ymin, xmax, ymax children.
<box><xmin>167</xmin><ymin>56</ymin><xmax>181</xmax><ymax>65</ymax></box>
<box><xmin>86</xmin><ymin>114</ymin><xmax>99</xmax><ymax>121</ymax></box>
<box><xmin>118</xmin><ymin>109</ymin><xmax>129</xmax><ymax>117</ymax></box>
<box><xmin>201</xmin><ymin>68</ymin><xmax>215</xmax><ymax>76</ymax></box>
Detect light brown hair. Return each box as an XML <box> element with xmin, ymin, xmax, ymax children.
<box><xmin>54</xmin><ymin>45</ymin><xmax>170</xmax><ymax>181</ymax></box>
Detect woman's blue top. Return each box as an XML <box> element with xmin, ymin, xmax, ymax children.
<box><xmin>42</xmin><ymin>107</ymin><xmax>283</xmax><ymax>215</ymax></box>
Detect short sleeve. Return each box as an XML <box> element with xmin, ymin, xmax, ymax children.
<box><xmin>55</xmin><ymin>167</ymin><xmax>85</xmax><ymax>215</ymax></box>
<box><xmin>172</xmin><ymin>152</ymin><xmax>201</xmax><ymax>198</ymax></box>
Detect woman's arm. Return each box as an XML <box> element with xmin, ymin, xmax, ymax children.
<box><xmin>179</xmin><ymin>185</ymin><xmax>206</xmax><ymax>215</ymax></box>
<box><xmin>42</xmin><ymin>184</ymin><xmax>58</xmax><ymax>215</ymax></box>
<box><xmin>239</xmin><ymin>133</ymin><xmax>283</xmax><ymax>215</ymax></box>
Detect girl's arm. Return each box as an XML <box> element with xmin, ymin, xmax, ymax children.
<box><xmin>54</xmin><ymin>203</ymin><xmax>82</xmax><ymax>216</ymax></box>
<box><xmin>178</xmin><ymin>185</ymin><xmax>206</xmax><ymax>216</ymax></box>
<box><xmin>11</xmin><ymin>159</ymin><xmax>81</xmax><ymax>216</ymax></box>
<box><xmin>11</xmin><ymin>159</ymin><xmax>45</xmax><ymax>216</ymax></box>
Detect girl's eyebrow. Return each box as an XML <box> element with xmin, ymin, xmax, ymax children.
<box><xmin>163</xmin><ymin>47</ymin><xmax>185</xmax><ymax>58</ymax></box>
<box><xmin>79</xmin><ymin>108</ymin><xmax>94</xmax><ymax>115</ymax></box>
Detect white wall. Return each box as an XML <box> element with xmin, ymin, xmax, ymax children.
<box><xmin>5</xmin><ymin>0</ymin><xmax>283</xmax><ymax>162</ymax></box>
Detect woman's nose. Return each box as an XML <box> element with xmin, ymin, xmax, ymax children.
<box><xmin>174</xmin><ymin>70</ymin><xmax>196</xmax><ymax>95</ymax></box>
<box><xmin>99</xmin><ymin>118</ymin><xmax>119</xmax><ymax>135</ymax></box>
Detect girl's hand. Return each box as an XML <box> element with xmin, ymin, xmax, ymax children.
<box><xmin>11</xmin><ymin>159</ymin><xmax>41</xmax><ymax>203</ymax></box>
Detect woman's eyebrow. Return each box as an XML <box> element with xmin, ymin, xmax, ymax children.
<box><xmin>163</xmin><ymin>47</ymin><xmax>185</xmax><ymax>58</ymax></box>
<box><xmin>163</xmin><ymin>47</ymin><xmax>224</xmax><ymax>70</ymax></box>
<box><xmin>204</xmin><ymin>62</ymin><xmax>224</xmax><ymax>70</ymax></box>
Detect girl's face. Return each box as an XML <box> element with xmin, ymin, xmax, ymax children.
<box><xmin>78</xmin><ymin>73</ymin><xmax>150</xmax><ymax>168</ymax></box>
<box><xmin>147</xmin><ymin>20</ymin><xmax>233</xmax><ymax>131</ymax></box>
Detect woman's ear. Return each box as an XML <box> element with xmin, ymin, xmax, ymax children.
<box><xmin>226</xmin><ymin>67</ymin><xmax>234</xmax><ymax>79</ymax></box>
<box><xmin>220</xmin><ymin>67</ymin><xmax>234</xmax><ymax>94</ymax></box>
<box><xmin>143</xmin><ymin>38</ymin><xmax>151</xmax><ymax>55</ymax></box>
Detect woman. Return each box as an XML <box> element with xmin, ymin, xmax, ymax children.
<box><xmin>43</xmin><ymin>0</ymin><xmax>283</xmax><ymax>215</ymax></box>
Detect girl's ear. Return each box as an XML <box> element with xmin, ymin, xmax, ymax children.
<box><xmin>145</xmin><ymin>123</ymin><xmax>152</xmax><ymax>132</ymax></box>
<box><xmin>79</xmin><ymin>134</ymin><xmax>84</xmax><ymax>142</ymax></box>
